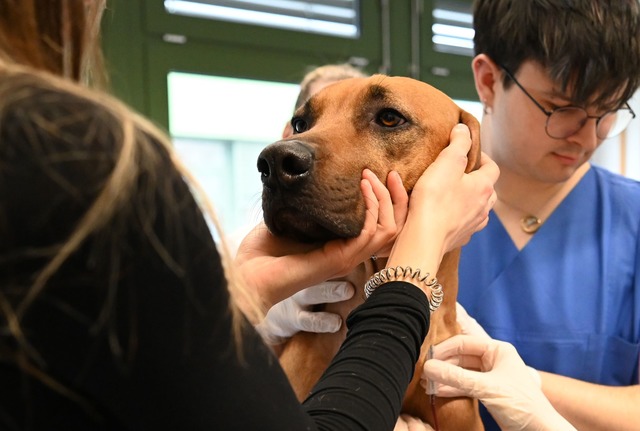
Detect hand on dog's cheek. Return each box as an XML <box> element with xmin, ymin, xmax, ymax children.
<box><xmin>313</xmin><ymin>170</ymin><xmax>402</xmax><ymax>279</ymax></box>
<box><xmin>234</xmin><ymin>223</ymin><xmax>326</xmax><ymax>309</ymax></box>
<box><xmin>373</xmin><ymin>170</ymin><xmax>408</xmax><ymax>258</ymax></box>
<box><xmin>236</xmin><ymin>168</ymin><xmax>408</xmax><ymax>311</ymax></box>
<box><xmin>239</xmin><ymin>223</ymin><xmax>321</xmax><ymax>257</ymax></box>
<box><xmin>406</xmin><ymin>124</ymin><xmax>498</xmax><ymax>254</ymax></box>
<box><xmin>386</xmin><ymin>123</ymin><xmax>498</xmax><ymax>287</ymax></box>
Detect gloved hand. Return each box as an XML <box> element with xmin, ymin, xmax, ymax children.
<box><xmin>421</xmin><ymin>335</ymin><xmax>576</xmax><ymax>431</ymax></box>
<box><xmin>456</xmin><ymin>302</ymin><xmax>490</xmax><ymax>338</ymax></box>
<box><xmin>456</xmin><ymin>303</ymin><xmax>541</xmax><ymax>387</ymax></box>
<box><xmin>393</xmin><ymin>414</ymin><xmax>434</xmax><ymax>431</ymax></box>
<box><xmin>255</xmin><ymin>281</ymin><xmax>354</xmax><ymax>345</ymax></box>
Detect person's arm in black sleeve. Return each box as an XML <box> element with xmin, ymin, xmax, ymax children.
<box><xmin>304</xmin><ymin>282</ymin><xmax>430</xmax><ymax>431</ymax></box>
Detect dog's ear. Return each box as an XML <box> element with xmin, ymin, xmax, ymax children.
<box><xmin>459</xmin><ymin>109</ymin><xmax>482</xmax><ymax>172</ymax></box>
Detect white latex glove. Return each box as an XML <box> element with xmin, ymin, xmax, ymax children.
<box><xmin>456</xmin><ymin>303</ymin><xmax>541</xmax><ymax>386</ymax></box>
<box><xmin>394</xmin><ymin>414</ymin><xmax>435</xmax><ymax>431</ymax></box>
<box><xmin>422</xmin><ymin>335</ymin><xmax>576</xmax><ymax>431</ymax></box>
<box><xmin>456</xmin><ymin>302</ymin><xmax>491</xmax><ymax>338</ymax></box>
<box><xmin>255</xmin><ymin>281</ymin><xmax>354</xmax><ymax>345</ymax></box>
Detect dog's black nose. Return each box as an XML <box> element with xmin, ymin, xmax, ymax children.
<box><xmin>257</xmin><ymin>141</ymin><xmax>314</xmax><ymax>189</ymax></box>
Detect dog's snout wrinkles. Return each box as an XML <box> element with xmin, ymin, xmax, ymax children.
<box><xmin>257</xmin><ymin>141</ymin><xmax>313</xmax><ymax>189</ymax></box>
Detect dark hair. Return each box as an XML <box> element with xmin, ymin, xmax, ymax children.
<box><xmin>473</xmin><ymin>0</ymin><xmax>640</xmax><ymax>109</ymax></box>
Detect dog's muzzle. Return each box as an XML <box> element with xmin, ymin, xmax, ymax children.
<box><xmin>257</xmin><ymin>140</ymin><xmax>362</xmax><ymax>242</ymax></box>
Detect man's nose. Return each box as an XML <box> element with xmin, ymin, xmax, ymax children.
<box><xmin>566</xmin><ymin>117</ymin><xmax>600</xmax><ymax>149</ymax></box>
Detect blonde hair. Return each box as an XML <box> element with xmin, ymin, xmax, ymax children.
<box><xmin>0</xmin><ymin>0</ymin><xmax>107</xmax><ymax>87</ymax></box>
<box><xmin>294</xmin><ymin>62</ymin><xmax>367</xmax><ymax>110</ymax></box>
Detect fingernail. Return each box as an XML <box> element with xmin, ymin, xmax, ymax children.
<box><xmin>336</xmin><ymin>281</ymin><xmax>355</xmax><ymax>298</ymax></box>
<box><xmin>327</xmin><ymin>319</ymin><xmax>342</xmax><ymax>333</ymax></box>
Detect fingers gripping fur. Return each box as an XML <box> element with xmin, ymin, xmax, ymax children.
<box><xmin>459</xmin><ymin>110</ymin><xmax>482</xmax><ymax>173</ymax></box>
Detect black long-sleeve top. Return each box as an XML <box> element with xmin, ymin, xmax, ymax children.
<box><xmin>0</xmin><ymin>68</ymin><xmax>430</xmax><ymax>430</ymax></box>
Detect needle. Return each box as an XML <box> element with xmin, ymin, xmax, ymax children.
<box><xmin>426</xmin><ymin>345</ymin><xmax>437</xmax><ymax>397</ymax></box>
<box><xmin>427</xmin><ymin>345</ymin><xmax>439</xmax><ymax>431</ymax></box>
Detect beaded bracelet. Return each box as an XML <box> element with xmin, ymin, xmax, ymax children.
<box><xmin>364</xmin><ymin>266</ymin><xmax>444</xmax><ymax>313</ymax></box>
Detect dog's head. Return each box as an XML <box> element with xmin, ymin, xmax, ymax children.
<box><xmin>258</xmin><ymin>74</ymin><xmax>481</xmax><ymax>243</ymax></box>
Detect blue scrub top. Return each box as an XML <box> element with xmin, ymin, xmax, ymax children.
<box><xmin>458</xmin><ymin>165</ymin><xmax>640</xmax><ymax>430</ymax></box>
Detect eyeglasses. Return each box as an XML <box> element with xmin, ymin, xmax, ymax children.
<box><xmin>501</xmin><ymin>66</ymin><xmax>636</xmax><ymax>140</ymax></box>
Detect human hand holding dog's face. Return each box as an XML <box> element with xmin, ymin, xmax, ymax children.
<box><xmin>388</xmin><ymin>124</ymin><xmax>499</xmax><ymax>277</ymax></box>
<box><xmin>365</xmin><ymin>169</ymin><xmax>409</xmax><ymax>258</ymax></box>
<box><xmin>235</xmin><ymin>169</ymin><xmax>408</xmax><ymax>309</ymax></box>
<box><xmin>415</xmin><ymin>124</ymin><xmax>498</xmax><ymax>253</ymax></box>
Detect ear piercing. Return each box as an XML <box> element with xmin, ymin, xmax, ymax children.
<box><xmin>482</xmin><ymin>100</ymin><xmax>492</xmax><ymax>115</ymax></box>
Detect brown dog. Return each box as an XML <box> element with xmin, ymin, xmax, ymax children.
<box><xmin>257</xmin><ymin>74</ymin><xmax>484</xmax><ymax>430</ymax></box>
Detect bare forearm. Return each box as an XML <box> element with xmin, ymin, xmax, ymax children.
<box><xmin>540</xmin><ymin>371</ymin><xmax>640</xmax><ymax>431</ymax></box>
<box><xmin>386</xmin><ymin>219</ymin><xmax>444</xmax><ymax>302</ymax></box>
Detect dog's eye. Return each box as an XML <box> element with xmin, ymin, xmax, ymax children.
<box><xmin>376</xmin><ymin>109</ymin><xmax>407</xmax><ymax>127</ymax></box>
<box><xmin>291</xmin><ymin>117</ymin><xmax>308</xmax><ymax>134</ymax></box>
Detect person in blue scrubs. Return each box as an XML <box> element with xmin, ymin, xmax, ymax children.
<box><xmin>456</xmin><ymin>1</ymin><xmax>640</xmax><ymax>430</ymax></box>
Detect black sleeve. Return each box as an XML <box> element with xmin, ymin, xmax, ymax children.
<box><xmin>304</xmin><ymin>282</ymin><xmax>430</xmax><ymax>431</ymax></box>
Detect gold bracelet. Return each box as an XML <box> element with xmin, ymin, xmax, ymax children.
<box><xmin>364</xmin><ymin>266</ymin><xmax>444</xmax><ymax>313</ymax></box>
